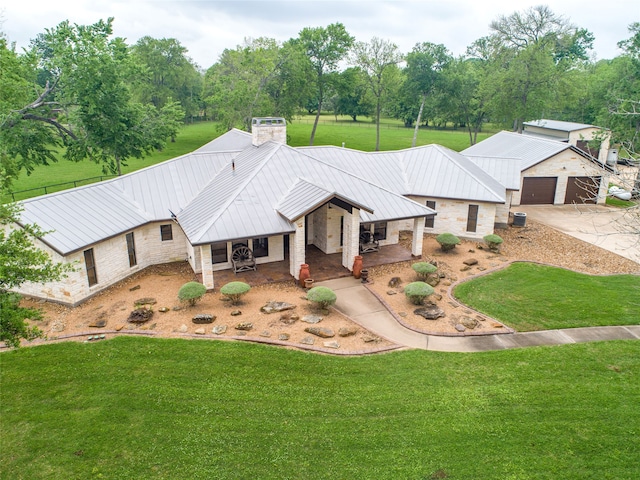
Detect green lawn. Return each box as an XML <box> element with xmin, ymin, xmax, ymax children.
<box><xmin>3</xmin><ymin>117</ymin><xmax>494</xmax><ymax>202</ymax></box>
<box><xmin>454</xmin><ymin>262</ymin><xmax>640</xmax><ymax>331</ymax></box>
<box><xmin>1</xmin><ymin>337</ymin><xmax>638</xmax><ymax>479</ymax></box>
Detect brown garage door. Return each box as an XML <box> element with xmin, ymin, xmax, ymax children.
<box><xmin>565</xmin><ymin>176</ymin><xmax>600</xmax><ymax>204</ymax></box>
<box><xmin>521</xmin><ymin>177</ymin><xmax>557</xmax><ymax>204</ymax></box>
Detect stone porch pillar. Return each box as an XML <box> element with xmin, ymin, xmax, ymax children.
<box><xmin>290</xmin><ymin>217</ymin><xmax>306</xmax><ymax>279</ymax></box>
<box><xmin>200</xmin><ymin>245</ymin><xmax>214</xmax><ymax>289</ymax></box>
<box><xmin>342</xmin><ymin>207</ymin><xmax>360</xmax><ymax>271</ymax></box>
<box><xmin>412</xmin><ymin>217</ymin><xmax>424</xmax><ymax>257</ymax></box>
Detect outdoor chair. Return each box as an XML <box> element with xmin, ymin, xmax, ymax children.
<box><xmin>359</xmin><ymin>231</ymin><xmax>379</xmax><ymax>253</ymax></box>
<box><xmin>231</xmin><ymin>245</ymin><xmax>257</xmax><ymax>273</ymax></box>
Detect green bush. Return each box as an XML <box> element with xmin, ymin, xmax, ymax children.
<box><xmin>178</xmin><ymin>282</ymin><xmax>207</xmax><ymax>307</ymax></box>
<box><xmin>306</xmin><ymin>286</ymin><xmax>337</xmax><ymax>310</ymax></box>
<box><xmin>404</xmin><ymin>282</ymin><xmax>434</xmax><ymax>305</ymax></box>
<box><xmin>483</xmin><ymin>234</ymin><xmax>504</xmax><ymax>251</ymax></box>
<box><xmin>436</xmin><ymin>233</ymin><xmax>460</xmax><ymax>252</ymax></box>
<box><xmin>411</xmin><ymin>262</ymin><xmax>438</xmax><ymax>281</ymax></box>
<box><xmin>220</xmin><ymin>281</ymin><xmax>251</xmax><ymax>305</ymax></box>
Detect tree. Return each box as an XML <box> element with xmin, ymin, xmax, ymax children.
<box><xmin>130</xmin><ymin>36</ymin><xmax>203</xmax><ymax>122</ymax></box>
<box><xmin>0</xmin><ymin>203</ymin><xmax>75</xmax><ymax>348</ymax></box>
<box><xmin>333</xmin><ymin>67</ymin><xmax>373</xmax><ymax>121</ymax></box>
<box><xmin>298</xmin><ymin>23</ymin><xmax>354</xmax><ymax>145</ymax></box>
<box><xmin>404</xmin><ymin>42</ymin><xmax>452</xmax><ymax>146</ymax></box>
<box><xmin>1</xmin><ymin>19</ymin><xmax>184</xmax><ymax>178</ymax></box>
<box><xmin>352</xmin><ymin>37</ymin><xmax>403</xmax><ymax>151</ymax></box>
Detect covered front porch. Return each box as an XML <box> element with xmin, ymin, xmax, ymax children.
<box><xmin>209</xmin><ymin>243</ymin><xmax>414</xmax><ymax>288</ymax></box>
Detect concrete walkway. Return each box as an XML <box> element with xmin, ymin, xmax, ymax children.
<box><xmin>317</xmin><ymin>277</ymin><xmax>640</xmax><ymax>353</ymax></box>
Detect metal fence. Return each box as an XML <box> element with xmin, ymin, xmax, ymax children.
<box><xmin>4</xmin><ymin>175</ymin><xmax>117</xmax><ymax>202</ymax></box>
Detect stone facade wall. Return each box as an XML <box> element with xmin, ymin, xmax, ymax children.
<box><xmin>402</xmin><ymin>197</ymin><xmax>497</xmax><ymax>239</ymax></box>
<box><xmin>15</xmin><ymin>222</ymin><xmax>189</xmax><ymax>305</ymax></box>
<box><xmin>512</xmin><ymin>150</ymin><xmax>608</xmax><ymax>205</ymax></box>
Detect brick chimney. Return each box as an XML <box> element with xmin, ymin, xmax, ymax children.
<box><xmin>251</xmin><ymin>117</ymin><xmax>287</xmax><ymax>146</ymax></box>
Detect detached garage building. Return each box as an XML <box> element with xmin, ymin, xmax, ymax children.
<box><xmin>463</xmin><ymin>131</ymin><xmax>612</xmax><ymax>206</ymax></box>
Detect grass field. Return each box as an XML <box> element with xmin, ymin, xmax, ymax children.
<box><xmin>1</xmin><ymin>337</ymin><xmax>638</xmax><ymax>479</ymax></box>
<box><xmin>3</xmin><ymin>117</ymin><xmax>495</xmax><ymax>202</ymax></box>
<box><xmin>454</xmin><ymin>262</ymin><xmax>640</xmax><ymax>331</ymax></box>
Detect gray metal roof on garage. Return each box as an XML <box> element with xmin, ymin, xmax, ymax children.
<box><xmin>523</xmin><ymin>119</ymin><xmax>603</xmax><ymax>132</ymax></box>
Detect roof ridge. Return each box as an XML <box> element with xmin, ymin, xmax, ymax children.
<box><xmin>190</xmin><ymin>143</ymin><xmax>280</xmax><ymax>243</ymax></box>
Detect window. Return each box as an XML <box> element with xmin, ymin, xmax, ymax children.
<box><xmin>253</xmin><ymin>237</ymin><xmax>269</xmax><ymax>258</ymax></box>
<box><xmin>84</xmin><ymin>248</ymin><xmax>98</xmax><ymax>286</ymax></box>
<box><xmin>425</xmin><ymin>201</ymin><xmax>436</xmax><ymax>228</ymax></box>
<box><xmin>467</xmin><ymin>205</ymin><xmax>479</xmax><ymax>232</ymax></box>
<box><xmin>126</xmin><ymin>232</ymin><xmax>137</xmax><ymax>267</ymax></box>
<box><xmin>160</xmin><ymin>224</ymin><xmax>173</xmax><ymax>241</ymax></box>
<box><xmin>211</xmin><ymin>242</ymin><xmax>228</xmax><ymax>264</ymax></box>
<box><xmin>374</xmin><ymin>222</ymin><xmax>387</xmax><ymax>241</ymax></box>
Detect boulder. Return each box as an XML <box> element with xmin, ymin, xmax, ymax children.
<box><xmin>178</xmin><ymin>324</ymin><xmax>188</xmax><ymax>333</ymax></box>
<box><xmin>304</xmin><ymin>327</ymin><xmax>335</xmax><ymax>338</ymax></box>
<box><xmin>461</xmin><ymin>317</ymin><xmax>479</xmax><ymax>329</ymax></box>
<box><xmin>301</xmin><ymin>314</ymin><xmax>323</xmax><ymax>324</ymax></box>
<box><xmin>235</xmin><ymin>322</ymin><xmax>253</xmax><ymax>331</ymax></box>
<box><xmin>463</xmin><ymin>258</ymin><xmax>478</xmax><ymax>266</ymax></box>
<box><xmin>323</xmin><ymin>341</ymin><xmax>340</xmax><ymax>349</ymax></box>
<box><xmin>192</xmin><ymin>314</ymin><xmax>215</xmax><ymax>324</ymax></box>
<box><xmin>414</xmin><ymin>305</ymin><xmax>446</xmax><ymax>320</ymax></box>
<box><xmin>455</xmin><ymin>324</ymin><xmax>466</xmax><ymax>332</ymax></box>
<box><xmin>230</xmin><ymin>310</ymin><xmax>242</xmax><ymax>316</ymax></box>
<box><xmin>134</xmin><ymin>297</ymin><xmax>156</xmax><ymax>306</ymax></box>
<box><xmin>194</xmin><ymin>328</ymin><xmax>206</xmax><ymax>335</ymax></box>
<box><xmin>279</xmin><ymin>312</ymin><xmax>298</xmax><ymax>325</ymax></box>
<box><xmin>89</xmin><ymin>317</ymin><xmax>107</xmax><ymax>328</ymax></box>
<box><xmin>300</xmin><ymin>336</ymin><xmax>315</xmax><ymax>345</ymax></box>
<box><xmin>212</xmin><ymin>325</ymin><xmax>227</xmax><ymax>335</ymax></box>
<box><xmin>338</xmin><ymin>326</ymin><xmax>358</xmax><ymax>337</ymax></box>
<box><xmin>388</xmin><ymin>277</ymin><xmax>402</xmax><ymax>288</ymax></box>
<box><xmin>259</xmin><ymin>330</ymin><xmax>271</xmax><ymax>338</ymax></box>
<box><xmin>278</xmin><ymin>333</ymin><xmax>290</xmax><ymax>341</ymax></box>
<box><xmin>260</xmin><ymin>301</ymin><xmax>296</xmax><ymax>314</ymax></box>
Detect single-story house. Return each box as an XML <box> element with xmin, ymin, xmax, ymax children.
<box><xmin>463</xmin><ymin>130</ymin><xmax>613</xmax><ymax>206</ymax></box>
<box><xmin>522</xmin><ymin>119</ymin><xmax>613</xmax><ymax>164</ymax></box>
<box><xmin>11</xmin><ymin>118</ymin><xmax>518</xmax><ymax>305</ymax></box>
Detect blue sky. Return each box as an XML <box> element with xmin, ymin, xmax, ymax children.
<box><xmin>1</xmin><ymin>0</ymin><xmax>636</xmax><ymax>69</ymax></box>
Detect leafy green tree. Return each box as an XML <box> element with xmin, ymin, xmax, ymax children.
<box><xmin>404</xmin><ymin>42</ymin><xmax>452</xmax><ymax>146</ymax></box>
<box><xmin>333</xmin><ymin>67</ymin><xmax>373</xmax><ymax>121</ymax></box>
<box><xmin>352</xmin><ymin>37</ymin><xmax>403</xmax><ymax>150</ymax></box>
<box><xmin>1</xmin><ymin>18</ymin><xmax>184</xmax><ymax>178</ymax></box>
<box><xmin>130</xmin><ymin>36</ymin><xmax>203</xmax><ymax>121</ymax></box>
<box><xmin>298</xmin><ymin>23</ymin><xmax>354</xmax><ymax>145</ymax></box>
<box><xmin>0</xmin><ymin>203</ymin><xmax>75</xmax><ymax>348</ymax></box>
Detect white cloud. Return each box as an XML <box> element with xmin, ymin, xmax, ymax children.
<box><xmin>1</xmin><ymin>0</ymin><xmax>633</xmax><ymax>68</ymax></box>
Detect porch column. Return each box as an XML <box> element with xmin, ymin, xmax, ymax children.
<box><xmin>411</xmin><ymin>217</ymin><xmax>424</xmax><ymax>257</ymax></box>
<box><xmin>342</xmin><ymin>207</ymin><xmax>360</xmax><ymax>271</ymax></box>
<box><xmin>199</xmin><ymin>245</ymin><xmax>214</xmax><ymax>289</ymax></box>
<box><xmin>290</xmin><ymin>217</ymin><xmax>306</xmax><ymax>279</ymax></box>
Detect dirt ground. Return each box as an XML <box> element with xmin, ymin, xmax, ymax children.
<box><xmin>22</xmin><ymin>219</ymin><xmax>640</xmax><ymax>353</ymax></box>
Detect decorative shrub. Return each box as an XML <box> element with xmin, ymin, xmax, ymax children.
<box><xmin>436</xmin><ymin>233</ymin><xmax>460</xmax><ymax>252</ymax></box>
<box><xmin>220</xmin><ymin>281</ymin><xmax>251</xmax><ymax>305</ymax></box>
<box><xmin>178</xmin><ymin>282</ymin><xmax>207</xmax><ymax>307</ymax></box>
<box><xmin>411</xmin><ymin>262</ymin><xmax>438</xmax><ymax>281</ymax></box>
<box><xmin>483</xmin><ymin>234</ymin><xmax>504</xmax><ymax>251</ymax></box>
<box><xmin>306</xmin><ymin>286</ymin><xmax>337</xmax><ymax>310</ymax></box>
<box><xmin>404</xmin><ymin>282</ymin><xmax>434</xmax><ymax>305</ymax></box>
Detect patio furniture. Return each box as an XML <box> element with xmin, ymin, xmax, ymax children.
<box><xmin>231</xmin><ymin>245</ymin><xmax>257</xmax><ymax>273</ymax></box>
<box><xmin>359</xmin><ymin>231</ymin><xmax>379</xmax><ymax>253</ymax></box>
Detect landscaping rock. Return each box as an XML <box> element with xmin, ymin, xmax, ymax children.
<box><xmin>279</xmin><ymin>312</ymin><xmax>298</xmax><ymax>325</ymax></box>
<box><xmin>461</xmin><ymin>317</ymin><xmax>479</xmax><ymax>329</ymax></box>
<box><xmin>460</xmin><ymin>265</ymin><xmax>471</xmax><ymax>272</ymax></box>
<box><xmin>115</xmin><ymin>324</ymin><xmax>124</xmax><ymax>332</ymax></box>
<box><xmin>323</xmin><ymin>341</ymin><xmax>340</xmax><ymax>349</ymax></box>
<box><xmin>212</xmin><ymin>325</ymin><xmax>227</xmax><ymax>335</ymax></box>
<box><xmin>178</xmin><ymin>324</ymin><xmax>188</xmax><ymax>333</ymax></box>
<box><xmin>134</xmin><ymin>297</ymin><xmax>156</xmax><ymax>306</ymax></box>
<box><xmin>301</xmin><ymin>314</ymin><xmax>323</xmax><ymax>324</ymax></box>
<box><xmin>235</xmin><ymin>322</ymin><xmax>253</xmax><ymax>331</ymax></box>
<box><xmin>278</xmin><ymin>333</ymin><xmax>290</xmax><ymax>341</ymax></box>
<box><xmin>388</xmin><ymin>277</ymin><xmax>402</xmax><ymax>288</ymax></box>
<box><xmin>338</xmin><ymin>326</ymin><xmax>358</xmax><ymax>337</ymax></box>
<box><xmin>259</xmin><ymin>330</ymin><xmax>271</xmax><ymax>338</ymax></box>
<box><xmin>426</xmin><ymin>277</ymin><xmax>440</xmax><ymax>287</ymax></box>
<box><xmin>414</xmin><ymin>305</ymin><xmax>446</xmax><ymax>320</ymax></box>
<box><xmin>172</xmin><ymin>305</ymin><xmax>184</xmax><ymax>311</ymax></box>
<box><xmin>127</xmin><ymin>307</ymin><xmax>153</xmax><ymax>323</ymax></box>
<box><xmin>463</xmin><ymin>258</ymin><xmax>478</xmax><ymax>266</ymax></box>
<box><xmin>362</xmin><ymin>334</ymin><xmax>380</xmax><ymax>343</ymax></box>
<box><xmin>304</xmin><ymin>327</ymin><xmax>335</xmax><ymax>338</ymax></box>
<box><xmin>260</xmin><ymin>301</ymin><xmax>296</xmax><ymax>314</ymax></box>
<box><xmin>432</xmin><ymin>293</ymin><xmax>443</xmax><ymax>301</ymax></box>
<box><xmin>129</xmin><ymin>285</ymin><xmax>141</xmax><ymax>291</ymax></box>
<box><xmin>230</xmin><ymin>310</ymin><xmax>242</xmax><ymax>316</ymax></box>
<box><xmin>455</xmin><ymin>324</ymin><xmax>466</xmax><ymax>332</ymax></box>
<box><xmin>387</xmin><ymin>290</ymin><xmax>397</xmax><ymax>295</ymax></box>
<box><xmin>89</xmin><ymin>317</ymin><xmax>107</xmax><ymax>328</ymax></box>
<box><xmin>192</xmin><ymin>314</ymin><xmax>215</xmax><ymax>324</ymax></box>
<box><xmin>158</xmin><ymin>307</ymin><xmax>169</xmax><ymax>313</ymax></box>
<box><xmin>300</xmin><ymin>336</ymin><xmax>315</xmax><ymax>345</ymax></box>
<box><xmin>194</xmin><ymin>327</ymin><xmax>206</xmax><ymax>335</ymax></box>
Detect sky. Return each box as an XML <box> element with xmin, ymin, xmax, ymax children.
<box><xmin>1</xmin><ymin>0</ymin><xmax>637</xmax><ymax>69</ymax></box>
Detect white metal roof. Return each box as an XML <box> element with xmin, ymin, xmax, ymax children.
<box><xmin>464</xmin><ymin>155</ymin><xmax>522</xmax><ymax>190</ymax></box>
<box><xmin>523</xmin><ymin>119</ymin><xmax>603</xmax><ymax>132</ymax></box>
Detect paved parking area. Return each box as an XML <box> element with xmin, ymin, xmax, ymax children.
<box><xmin>513</xmin><ymin>204</ymin><xmax>639</xmax><ymax>264</ymax></box>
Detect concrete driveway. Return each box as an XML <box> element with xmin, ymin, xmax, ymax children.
<box><xmin>512</xmin><ymin>204</ymin><xmax>640</xmax><ymax>264</ymax></box>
